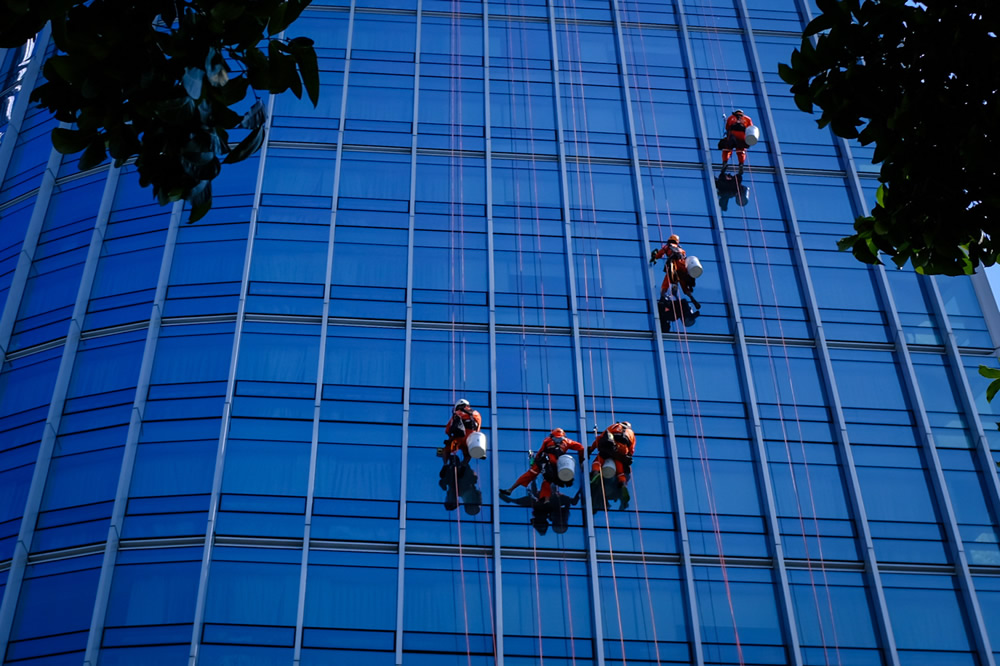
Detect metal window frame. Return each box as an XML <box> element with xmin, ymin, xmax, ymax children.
<box><xmin>81</xmin><ymin>199</ymin><xmax>184</xmax><ymax>666</ymax></box>
<box><xmin>291</xmin><ymin>4</ymin><xmax>359</xmax><ymax>665</ymax></box>
<box><xmin>395</xmin><ymin>0</ymin><xmax>420</xmax><ymax>661</ymax></box>
<box><xmin>186</xmin><ymin>88</ymin><xmax>279</xmax><ymax>666</ymax></box>
<box><xmin>606</xmin><ymin>1</ymin><xmax>704</xmax><ymax>661</ymax></box>
<box><xmin>669</xmin><ymin>1</ymin><xmax>803</xmax><ymax>662</ymax></box>
<box><xmin>735</xmin><ymin>1</ymin><xmax>902</xmax><ymax>662</ymax></box>
<box><xmin>545</xmin><ymin>2</ymin><xmax>608</xmax><ymax>662</ymax></box>
<box><xmin>824</xmin><ymin>56</ymin><xmax>1000</xmax><ymax>666</ymax></box>
<box><xmin>0</xmin><ymin>160</ymin><xmax>120</xmax><ymax>654</ymax></box>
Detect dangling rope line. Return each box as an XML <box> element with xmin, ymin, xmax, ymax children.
<box><xmin>552</xmin><ymin>12</ymin><xmax>636</xmax><ymax>663</ymax></box>
<box><xmin>684</xmin><ymin>0</ymin><xmax>843</xmax><ymax>659</ymax></box>
<box><xmin>625</xmin><ymin>471</ymin><xmax>663</xmax><ymax>665</ymax></box>
<box><xmin>613</xmin><ymin>1</ymin><xmax>746</xmax><ymax>659</ymax></box>
<box><xmin>738</xmin><ymin>162</ymin><xmax>842</xmax><ymax>664</ymax></box>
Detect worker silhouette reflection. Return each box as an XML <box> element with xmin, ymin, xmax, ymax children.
<box><xmin>716</xmin><ymin>171</ymin><xmax>749</xmax><ymax>212</ymax></box>
<box><xmin>439</xmin><ymin>456</ymin><xmax>482</xmax><ymax>514</ymax></box>
<box><xmin>498</xmin><ymin>483</ymin><xmax>581</xmax><ymax>535</ymax></box>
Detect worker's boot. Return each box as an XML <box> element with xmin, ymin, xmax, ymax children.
<box><xmin>619</xmin><ymin>484</ymin><xmax>630</xmax><ymax>509</ymax></box>
<box><xmin>720</xmin><ymin>163</ymin><xmax>729</xmax><ymax>175</ymax></box>
<box><xmin>737</xmin><ymin>163</ymin><xmax>744</xmax><ymax>176</ymax></box>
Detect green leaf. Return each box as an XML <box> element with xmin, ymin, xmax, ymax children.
<box><xmin>78</xmin><ymin>139</ymin><xmax>107</xmax><ymax>170</ymax></box>
<box><xmin>183</xmin><ymin>67</ymin><xmax>204</xmax><ymax>99</ymax></box>
<box><xmin>987</xmin><ymin>378</ymin><xmax>1000</xmax><ymax>403</ymax></box>
<box><xmin>210</xmin><ymin>1</ymin><xmax>246</xmax><ymax>21</ymax></box>
<box><xmin>239</xmin><ymin>100</ymin><xmax>267</xmax><ymax>129</ymax></box>
<box><xmin>223</xmin><ymin>125</ymin><xmax>265</xmax><ymax>164</ymax></box>
<box><xmin>875</xmin><ymin>184</ymin><xmax>885</xmax><ymax>208</ymax></box>
<box><xmin>268</xmin><ymin>2</ymin><xmax>289</xmax><ymax>35</ymax></box>
<box><xmin>287</xmin><ymin>37</ymin><xmax>319</xmax><ymax>106</ymax></box>
<box><xmin>51</xmin><ymin>127</ymin><xmax>93</xmax><ymax>154</ymax></box>
<box><xmin>188</xmin><ymin>179</ymin><xmax>213</xmax><ymax>223</ymax></box>
<box><xmin>205</xmin><ymin>48</ymin><xmax>229</xmax><ymax>88</ymax></box>
<box><xmin>803</xmin><ymin>13</ymin><xmax>834</xmax><ymax>37</ymax></box>
<box><xmin>978</xmin><ymin>364</ymin><xmax>1000</xmax><ymax>380</ymax></box>
<box><xmin>836</xmin><ymin>234</ymin><xmax>857</xmax><ymax>252</ymax></box>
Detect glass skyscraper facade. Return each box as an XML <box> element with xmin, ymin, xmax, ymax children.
<box><xmin>1</xmin><ymin>0</ymin><xmax>1000</xmax><ymax>664</ymax></box>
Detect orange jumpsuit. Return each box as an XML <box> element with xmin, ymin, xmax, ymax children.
<box><xmin>511</xmin><ymin>436</ymin><xmax>585</xmax><ymax>500</ymax></box>
<box><xmin>652</xmin><ymin>241</ymin><xmax>694</xmax><ymax>300</ymax></box>
<box><xmin>722</xmin><ymin>113</ymin><xmax>753</xmax><ymax>166</ymax></box>
<box><xmin>589</xmin><ymin>423</ymin><xmax>635</xmax><ymax>485</ymax></box>
<box><xmin>444</xmin><ymin>406</ymin><xmax>482</xmax><ymax>459</ymax></box>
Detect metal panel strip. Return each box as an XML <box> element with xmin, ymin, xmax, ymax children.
<box><xmin>186</xmin><ymin>89</ymin><xmax>278</xmax><ymax>666</ymax></box>
<box><xmin>545</xmin><ymin>6</ymin><xmax>607</xmax><ymax>664</ymax></box>
<box><xmin>669</xmin><ymin>1</ymin><xmax>803</xmax><ymax>662</ymax></box>
<box><xmin>0</xmin><ymin>160</ymin><xmax>120</xmax><ymax>655</ymax></box>
<box><xmin>81</xmin><ymin>199</ymin><xmax>184</xmax><ymax>666</ymax></box>
<box><xmin>605</xmin><ymin>1</ymin><xmax>704</xmax><ymax>662</ymax></box>
<box><xmin>293</xmin><ymin>3</ymin><xmax>359</xmax><ymax>663</ymax></box>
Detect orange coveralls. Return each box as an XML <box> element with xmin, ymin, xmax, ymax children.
<box><xmin>511</xmin><ymin>436</ymin><xmax>585</xmax><ymax>500</ymax></box>
<box><xmin>444</xmin><ymin>407</ymin><xmax>482</xmax><ymax>459</ymax></box>
<box><xmin>722</xmin><ymin>113</ymin><xmax>753</xmax><ymax>166</ymax></box>
<box><xmin>652</xmin><ymin>241</ymin><xmax>694</xmax><ymax>300</ymax></box>
<box><xmin>589</xmin><ymin>423</ymin><xmax>636</xmax><ymax>485</ymax></box>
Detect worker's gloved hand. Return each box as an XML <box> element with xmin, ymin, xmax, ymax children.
<box><xmin>649</xmin><ymin>249</ymin><xmax>657</xmax><ymax>264</ymax></box>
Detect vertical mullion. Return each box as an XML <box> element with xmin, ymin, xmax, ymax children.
<box><xmin>927</xmin><ymin>275</ymin><xmax>1000</xmax><ymax>537</ymax></box>
<box><xmin>0</xmin><ymin>159</ymin><xmax>119</xmax><ymax>654</ymax></box>
<box><xmin>835</xmin><ymin>125</ymin><xmax>999</xmax><ymax>666</ymax></box>
<box><xmin>606</xmin><ymin>1</ymin><xmax>704</xmax><ymax>663</ymax></box>
<box><xmin>544</xmin><ymin>5</ymin><xmax>607</xmax><ymax>665</ymax></box>
<box><xmin>292</xmin><ymin>4</ymin><xmax>358</xmax><ymax>664</ymax></box>
<box><xmin>669</xmin><ymin>1</ymin><xmax>803</xmax><ymax>663</ymax></box>
<box><xmin>186</xmin><ymin>91</ymin><xmax>277</xmax><ymax>666</ymax></box>
<box><xmin>395</xmin><ymin>2</ymin><xmax>422</xmax><ymax>662</ymax></box>
<box><xmin>732</xmin><ymin>1</ymin><xmax>902</xmax><ymax>663</ymax></box>
<box><xmin>481</xmin><ymin>3</ymin><xmax>505</xmax><ymax>663</ymax></box>
<box><xmin>876</xmin><ymin>261</ymin><xmax>997</xmax><ymax>666</ymax></box>
<box><xmin>81</xmin><ymin>199</ymin><xmax>184</xmax><ymax>666</ymax></box>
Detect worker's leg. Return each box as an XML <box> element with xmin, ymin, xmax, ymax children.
<box><xmin>591</xmin><ymin>454</ymin><xmax>606</xmax><ymax>480</ymax></box>
<box><xmin>514</xmin><ymin>466</ymin><xmax>540</xmax><ymax>489</ymax></box>
<box><xmin>537</xmin><ymin>480</ymin><xmax>552</xmax><ymax>501</ymax></box>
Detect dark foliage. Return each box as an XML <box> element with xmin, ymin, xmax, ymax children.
<box><xmin>0</xmin><ymin>0</ymin><xmax>318</xmax><ymax>221</ymax></box>
<box><xmin>780</xmin><ymin>0</ymin><xmax>999</xmax><ymax>275</ymax></box>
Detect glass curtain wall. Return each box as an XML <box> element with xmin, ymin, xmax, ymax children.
<box><xmin>0</xmin><ymin>0</ymin><xmax>999</xmax><ymax>665</ymax></box>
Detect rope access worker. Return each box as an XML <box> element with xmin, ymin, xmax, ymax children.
<box><xmin>589</xmin><ymin>421</ymin><xmax>635</xmax><ymax>499</ymax></box>
<box><xmin>650</xmin><ymin>234</ymin><xmax>697</xmax><ymax>304</ymax></box>
<box><xmin>440</xmin><ymin>398</ymin><xmax>482</xmax><ymax>463</ymax></box>
<box><xmin>500</xmin><ymin>428</ymin><xmax>585</xmax><ymax>503</ymax></box>
<box><xmin>720</xmin><ymin>109</ymin><xmax>753</xmax><ymax>176</ymax></box>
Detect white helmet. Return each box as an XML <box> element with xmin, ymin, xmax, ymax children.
<box><xmin>619</xmin><ymin>421</ymin><xmax>632</xmax><ymax>430</ymax></box>
<box><xmin>455</xmin><ymin>398</ymin><xmax>470</xmax><ymax>410</ymax></box>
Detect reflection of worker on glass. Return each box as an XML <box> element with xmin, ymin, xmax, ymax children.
<box><xmin>716</xmin><ymin>171</ymin><xmax>750</xmax><ymax>212</ymax></box>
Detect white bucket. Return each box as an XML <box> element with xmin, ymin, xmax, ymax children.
<box><xmin>557</xmin><ymin>454</ymin><xmax>576</xmax><ymax>483</ymax></box>
<box><xmin>686</xmin><ymin>255</ymin><xmax>703</xmax><ymax>279</ymax></box>
<box><xmin>467</xmin><ymin>431</ymin><xmax>487</xmax><ymax>459</ymax></box>
<box><xmin>744</xmin><ymin>125</ymin><xmax>760</xmax><ymax>146</ymax></box>
<box><xmin>601</xmin><ymin>458</ymin><xmax>617</xmax><ymax>479</ymax></box>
